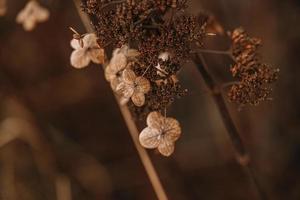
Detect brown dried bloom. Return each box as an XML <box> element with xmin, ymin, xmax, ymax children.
<box><xmin>139</xmin><ymin>111</ymin><xmax>181</xmax><ymax>157</ymax></box>
<box><xmin>70</xmin><ymin>33</ymin><xmax>105</xmax><ymax>69</ymax></box>
<box><xmin>105</xmin><ymin>46</ymin><xmax>140</xmax><ymax>90</ymax></box>
<box><xmin>16</xmin><ymin>1</ymin><xmax>50</xmax><ymax>31</ymax></box>
<box><xmin>228</xmin><ymin>28</ymin><xmax>279</xmax><ymax>106</ymax></box>
<box><xmin>116</xmin><ymin>69</ymin><xmax>151</xmax><ymax>107</ymax></box>
<box><xmin>81</xmin><ymin>0</ymin><xmax>206</xmax><ymax>118</ymax></box>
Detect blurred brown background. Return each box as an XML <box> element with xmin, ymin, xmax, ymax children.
<box><xmin>0</xmin><ymin>0</ymin><xmax>300</xmax><ymax>199</ymax></box>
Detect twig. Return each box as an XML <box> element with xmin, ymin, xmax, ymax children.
<box><xmin>72</xmin><ymin>1</ymin><xmax>168</xmax><ymax>200</ymax></box>
<box><xmin>191</xmin><ymin>52</ymin><xmax>268</xmax><ymax>200</ymax></box>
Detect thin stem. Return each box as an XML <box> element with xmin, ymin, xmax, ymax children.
<box><xmin>73</xmin><ymin>1</ymin><xmax>168</xmax><ymax>200</ymax></box>
<box><xmin>191</xmin><ymin>52</ymin><xmax>268</xmax><ymax>200</ymax></box>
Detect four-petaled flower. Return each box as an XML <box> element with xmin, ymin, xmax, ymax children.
<box><xmin>16</xmin><ymin>1</ymin><xmax>50</xmax><ymax>31</ymax></box>
<box><xmin>116</xmin><ymin>69</ymin><xmax>150</xmax><ymax>107</ymax></box>
<box><xmin>139</xmin><ymin>111</ymin><xmax>181</xmax><ymax>157</ymax></box>
<box><xmin>70</xmin><ymin>33</ymin><xmax>105</xmax><ymax>69</ymax></box>
<box><xmin>105</xmin><ymin>46</ymin><xmax>140</xmax><ymax>91</ymax></box>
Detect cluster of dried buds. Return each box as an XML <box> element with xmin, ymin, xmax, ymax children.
<box><xmin>227</xmin><ymin>28</ymin><xmax>279</xmax><ymax>106</ymax></box>
<box><xmin>71</xmin><ymin>1</ymin><xmax>279</xmax><ymax>156</ymax></box>
<box><xmin>76</xmin><ymin>0</ymin><xmax>209</xmax><ymax>156</ymax></box>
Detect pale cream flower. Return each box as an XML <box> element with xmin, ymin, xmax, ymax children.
<box><xmin>155</xmin><ymin>52</ymin><xmax>170</xmax><ymax>77</ymax></box>
<box><xmin>16</xmin><ymin>1</ymin><xmax>50</xmax><ymax>31</ymax></box>
<box><xmin>116</xmin><ymin>69</ymin><xmax>150</xmax><ymax>107</ymax></box>
<box><xmin>70</xmin><ymin>33</ymin><xmax>105</xmax><ymax>69</ymax></box>
<box><xmin>105</xmin><ymin>46</ymin><xmax>140</xmax><ymax>91</ymax></box>
<box><xmin>0</xmin><ymin>0</ymin><xmax>6</xmax><ymax>16</ymax></box>
<box><xmin>139</xmin><ymin>111</ymin><xmax>181</xmax><ymax>157</ymax></box>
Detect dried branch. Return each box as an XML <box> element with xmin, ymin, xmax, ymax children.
<box><xmin>72</xmin><ymin>0</ymin><xmax>168</xmax><ymax>199</ymax></box>
<box><xmin>191</xmin><ymin>52</ymin><xmax>268</xmax><ymax>200</ymax></box>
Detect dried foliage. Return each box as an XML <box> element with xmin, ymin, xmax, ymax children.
<box><xmin>228</xmin><ymin>28</ymin><xmax>279</xmax><ymax>106</ymax></box>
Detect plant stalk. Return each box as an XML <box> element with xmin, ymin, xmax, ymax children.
<box><xmin>73</xmin><ymin>1</ymin><xmax>168</xmax><ymax>199</ymax></box>
<box><xmin>192</xmin><ymin>52</ymin><xmax>268</xmax><ymax>200</ymax></box>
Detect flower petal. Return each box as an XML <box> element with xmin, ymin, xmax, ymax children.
<box><xmin>23</xmin><ymin>17</ymin><xmax>36</xmax><ymax>31</ymax></box>
<box><xmin>110</xmin><ymin>53</ymin><xmax>127</xmax><ymax>72</ymax></box>
<box><xmin>126</xmin><ymin>49</ymin><xmax>140</xmax><ymax>58</ymax></box>
<box><xmin>131</xmin><ymin>92</ymin><xmax>145</xmax><ymax>107</ymax></box>
<box><xmin>135</xmin><ymin>77</ymin><xmax>150</xmax><ymax>93</ymax></box>
<box><xmin>122</xmin><ymin>69</ymin><xmax>136</xmax><ymax>84</ymax></box>
<box><xmin>139</xmin><ymin>127</ymin><xmax>160</xmax><ymax>149</ymax></box>
<box><xmin>34</xmin><ymin>5</ymin><xmax>50</xmax><ymax>22</ymax></box>
<box><xmin>164</xmin><ymin>117</ymin><xmax>181</xmax><ymax>142</ymax></box>
<box><xmin>82</xmin><ymin>33</ymin><xmax>98</xmax><ymax>47</ymax></box>
<box><xmin>146</xmin><ymin>112</ymin><xmax>164</xmax><ymax>130</ymax></box>
<box><xmin>116</xmin><ymin>82</ymin><xmax>134</xmax><ymax>99</ymax></box>
<box><xmin>110</xmin><ymin>77</ymin><xmax>121</xmax><ymax>91</ymax></box>
<box><xmin>158</xmin><ymin>139</ymin><xmax>175</xmax><ymax>157</ymax></box>
<box><xmin>70</xmin><ymin>39</ymin><xmax>81</xmax><ymax>49</ymax></box>
<box><xmin>70</xmin><ymin>50</ymin><xmax>90</xmax><ymax>69</ymax></box>
<box><xmin>88</xmin><ymin>48</ymin><xmax>105</xmax><ymax>64</ymax></box>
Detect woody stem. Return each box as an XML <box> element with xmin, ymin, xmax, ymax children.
<box><xmin>73</xmin><ymin>1</ymin><xmax>168</xmax><ymax>200</ymax></box>
<box><xmin>191</xmin><ymin>52</ymin><xmax>268</xmax><ymax>200</ymax></box>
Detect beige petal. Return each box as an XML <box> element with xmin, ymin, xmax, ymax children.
<box><xmin>83</xmin><ymin>33</ymin><xmax>98</xmax><ymax>47</ymax></box>
<box><xmin>34</xmin><ymin>4</ymin><xmax>49</xmax><ymax>22</ymax></box>
<box><xmin>88</xmin><ymin>48</ymin><xmax>105</xmax><ymax>64</ymax></box>
<box><xmin>131</xmin><ymin>92</ymin><xmax>145</xmax><ymax>107</ymax></box>
<box><xmin>164</xmin><ymin>117</ymin><xmax>181</xmax><ymax>142</ymax></box>
<box><xmin>139</xmin><ymin>127</ymin><xmax>160</xmax><ymax>149</ymax></box>
<box><xmin>135</xmin><ymin>76</ymin><xmax>150</xmax><ymax>93</ymax></box>
<box><xmin>70</xmin><ymin>50</ymin><xmax>90</xmax><ymax>69</ymax></box>
<box><xmin>158</xmin><ymin>139</ymin><xmax>175</xmax><ymax>157</ymax></box>
<box><xmin>104</xmin><ymin>65</ymin><xmax>115</xmax><ymax>82</ymax></box>
<box><xmin>158</xmin><ymin>52</ymin><xmax>170</xmax><ymax>61</ymax></box>
<box><xmin>119</xmin><ymin>97</ymin><xmax>130</xmax><ymax>106</ymax></box>
<box><xmin>70</xmin><ymin>38</ymin><xmax>81</xmax><ymax>49</ymax></box>
<box><xmin>146</xmin><ymin>112</ymin><xmax>164</xmax><ymax>130</ymax></box>
<box><xmin>23</xmin><ymin>17</ymin><xmax>36</xmax><ymax>31</ymax></box>
<box><xmin>116</xmin><ymin>82</ymin><xmax>134</xmax><ymax>99</ymax></box>
<box><xmin>110</xmin><ymin>53</ymin><xmax>127</xmax><ymax>72</ymax></box>
<box><xmin>126</xmin><ymin>49</ymin><xmax>140</xmax><ymax>58</ymax></box>
<box><xmin>110</xmin><ymin>77</ymin><xmax>121</xmax><ymax>91</ymax></box>
<box><xmin>122</xmin><ymin>69</ymin><xmax>136</xmax><ymax>84</ymax></box>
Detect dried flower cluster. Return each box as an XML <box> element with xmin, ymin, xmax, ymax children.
<box><xmin>76</xmin><ymin>1</ymin><xmax>279</xmax><ymax>156</ymax></box>
<box><xmin>70</xmin><ymin>33</ymin><xmax>105</xmax><ymax>68</ymax></box>
<box><xmin>228</xmin><ymin>28</ymin><xmax>279</xmax><ymax>106</ymax></box>
<box><xmin>80</xmin><ymin>0</ymin><xmax>208</xmax><ymax>156</ymax></box>
<box><xmin>16</xmin><ymin>1</ymin><xmax>50</xmax><ymax>31</ymax></box>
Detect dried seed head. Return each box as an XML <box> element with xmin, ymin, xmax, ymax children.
<box><xmin>228</xmin><ymin>28</ymin><xmax>279</xmax><ymax>106</ymax></box>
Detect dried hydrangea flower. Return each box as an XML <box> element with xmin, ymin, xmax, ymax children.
<box><xmin>16</xmin><ymin>1</ymin><xmax>50</xmax><ymax>31</ymax></box>
<box><xmin>0</xmin><ymin>0</ymin><xmax>6</xmax><ymax>16</ymax></box>
<box><xmin>70</xmin><ymin>33</ymin><xmax>105</xmax><ymax>69</ymax></box>
<box><xmin>105</xmin><ymin>46</ymin><xmax>140</xmax><ymax>90</ymax></box>
<box><xmin>155</xmin><ymin>52</ymin><xmax>170</xmax><ymax>77</ymax></box>
<box><xmin>139</xmin><ymin>111</ymin><xmax>181</xmax><ymax>157</ymax></box>
<box><xmin>116</xmin><ymin>69</ymin><xmax>150</xmax><ymax>107</ymax></box>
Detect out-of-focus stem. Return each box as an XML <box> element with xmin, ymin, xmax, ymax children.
<box><xmin>73</xmin><ymin>1</ymin><xmax>168</xmax><ymax>200</ymax></box>
<box><xmin>191</xmin><ymin>52</ymin><xmax>268</xmax><ymax>200</ymax></box>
